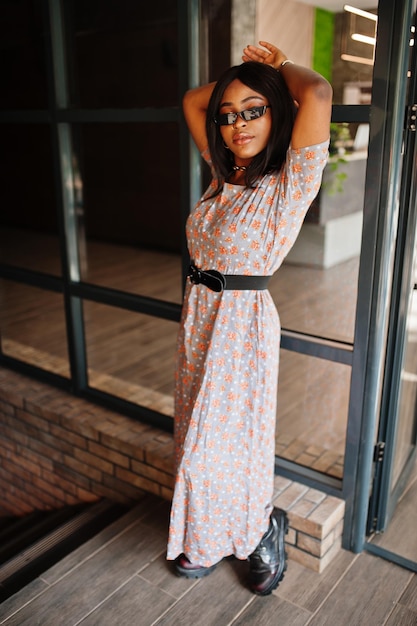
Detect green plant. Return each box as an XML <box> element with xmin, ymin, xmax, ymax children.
<box><xmin>325</xmin><ymin>158</ymin><xmax>348</xmax><ymax>195</ymax></box>
<box><xmin>329</xmin><ymin>123</ymin><xmax>351</xmax><ymax>156</ymax></box>
<box><xmin>323</xmin><ymin>123</ymin><xmax>352</xmax><ymax>195</ymax></box>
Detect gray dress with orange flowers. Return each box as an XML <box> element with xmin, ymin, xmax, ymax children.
<box><xmin>167</xmin><ymin>140</ymin><xmax>329</xmax><ymax>567</ymax></box>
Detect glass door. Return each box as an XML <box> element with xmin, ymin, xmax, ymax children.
<box><xmin>367</xmin><ymin>246</ymin><xmax>417</xmax><ymax>570</ymax></box>
<box><xmin>366</xmin><ymin>0</ymin><xmax>417</xmax><ymax>571</ymax></box>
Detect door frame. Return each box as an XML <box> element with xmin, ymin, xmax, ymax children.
<box><xmin>343</xmin><ymin>0</ymin><xmax>417</xmax><ymax>558</ymax></box>
<box><xmin>367</xmin><ymin>16</ymin><xmax>417</xmax><ymax>534</ymax></box>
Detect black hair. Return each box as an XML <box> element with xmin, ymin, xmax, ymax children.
<box><xmin>206</xmin><ymin>61</ymin><xmax>297</xmax><ymax>195</ymax></box>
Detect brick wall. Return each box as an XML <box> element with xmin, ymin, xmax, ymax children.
<box><xmin>0</xmin><ymin>367</ymin><xmax>175</xmax><ymax>516</ymax></box>
<box><xmin>0</xmin><ymin>366</ymin><xmax>346</xmax><ymax>572</ymax></box>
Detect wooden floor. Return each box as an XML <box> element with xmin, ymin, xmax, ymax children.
<box><xmin>0</xmin><ymin>493</ymin><xmax>416</xmax><ymax>626</ymax></box>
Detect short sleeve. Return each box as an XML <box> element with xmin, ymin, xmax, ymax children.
<box><xmin>282</xmin><ymin>140</ymin><xmax>329</xmax><ymax>207</ymax></box>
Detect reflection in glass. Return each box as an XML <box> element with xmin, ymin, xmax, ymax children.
<box><xmin>64</xmin><ymin>0</ymin><xmax>179</xmax><ymax>108</ymax></box>
<box><xmin>84</xmin><ymin>302</ymin><xmax>177</xmax><ymax>416</ymax></box>
<box><xmin>80</xmin><ymin>242</ymin><xmax>183</xmax><ymax>303</ymax></box>
<box><xmin>270</xmin><ymin>124</ymin><xmax>367</xmax><ymax>343</ymax></box>
<box><xmin>369</xmin><ymin>462</ymin><xmax>417</xmax><ymax>564</ymax></box>
<box><xmin>0</xmin><ymin>125</ymin><xmax>61</xmax><ymax>275</ymax></box>
<box><xmin>276</xmin><ymin>350</ymin><xmax>351</xmax><ymax>479</ymax></box>
<box><xmin>331</xmin><ymin>4</ymin><xmax>376</xmax><ymax>104</ymax></box>
<box><xmin>0</xmin><ymin>280</ymin><xmax>70</xmax><ymax>377</ymax></box>
<box><xmin>372</xmin><ymin>304</ymin><xmax>417</xmax><ymax>567</ymax></box>
<box><xmin>391</xmin><ymin>284</ymin><xmax>417</xmax><ymax>487</ymax></box>
<box><xmin>73</xmin><ymin>123</ymin><xmax>183</xmax><ymax>302</ymax></box>
<box><xmin>256</xmin><ymin>0</ymin><xmax>376</xmax><ymax>104</ymax></box>
<box><xmin>0</xmin><ymin>227</ymin><xmax>62</xmax><ymax>277</ymax></box>
<box><xmin>340</xmin><ymin>5</ymin><xmax>377</xmax><ymax>67</ymax></box>
<box><xmin>270</xmin><ymin>258</ymin><xmax>359</xmax><ymax>344</ymax></box>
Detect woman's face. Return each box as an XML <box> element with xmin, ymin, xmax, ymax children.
<box><xmin>218</xmin><ymin>79</ymin><xmax>272</xmax><ymax>167</ymax></box>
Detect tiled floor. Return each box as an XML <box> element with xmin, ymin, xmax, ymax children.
<box><xmin>0</xmin><ymin>494</ymin><xmax>416</xmax><ymax>626</ymax></box>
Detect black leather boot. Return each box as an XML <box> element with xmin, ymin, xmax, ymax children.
<box><xmin>249</xmin><ymin>507</ymin><xmax>288</xmax><ymax>595</ymax></box>
<box><xmin>174</xmin><ymin>554</ymin><xmax>217</xmax><ymax>579</ymax></box>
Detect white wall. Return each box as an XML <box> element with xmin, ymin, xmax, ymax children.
<box><xmin>255</xmin><ymin>0</ymin><xmax>314</xmax><ymax>68</ymax></box>
<box><xmin>231</xmin><ymin>0</ymin><xmax>257</xmax><ymax>65</ymax></box>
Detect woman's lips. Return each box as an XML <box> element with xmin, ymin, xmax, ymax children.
<box><xmin>232</xmin><ymin>133</ymin><xmax>253</xmax><ymax>145</ymax></box>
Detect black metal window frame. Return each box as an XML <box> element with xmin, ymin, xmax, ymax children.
<box><xmin>0</xmin><ymin>0</ymin><xmax>373</xmax><ymax>499</ymax></box>
<box><xmin>0</xmin><ymin>0</ymin><xmax>189</xmax><ymax>432</ymax></box>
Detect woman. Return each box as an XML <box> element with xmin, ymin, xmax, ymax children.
<box><xmin>167</xmin><ymin>41</ymin><xmax>332</xmax><ymax>595</ymax></box>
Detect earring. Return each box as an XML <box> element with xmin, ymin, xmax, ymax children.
<box><xmin>223</xmin><ymin>141</ymin><xmax>230</xmax><ymax>149</ymax></box>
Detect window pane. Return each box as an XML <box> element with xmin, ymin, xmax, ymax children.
<box><xmin>270</xmin><ymin>257</ymin><xmax>359</xmax><ymax>344</ymax></box>
<box><xmin>276</xmin><ymin>350</ymin><xmax>350</xmax><ymax>479</ymax></box>
<box><xmin>0</xmin><ymin>227</ymin><xmax>62</xmax><ymax>276</ymax></box>
<box><xmin>65</xmin><ymin>0</ymin><xmax>179</xmax><ymax>108</ymax></box>
<box><xmin>84</xmin><ymin>302</ymin><xmax>176</xmax><ymax>416</ymax></box>
<box><xmin>79</xmin><ymin>243</ymin><xmax>183</xmax><ymax>303</ymax></box>
<box><xmin>0</xmin><ymin>125</ymin><xmax>61</xmax><ymax>276</ymax></box>
<box><xmin>270</xmin><ymin>124</ymin><xmax>368</xmax><ymax>343</ymax></box>
<box><xmin>332</xmin><ymin>6</ymin><xmax>376</xmax><ymax>105</ymax></box>
<box><xmin>74</xmin><ymin>123</ymin><xmax>183</xmax><ymax>302</ymax></box>
<box><xmin>255</xmin><ymin>0</ymin><xmax>376</xmax><ymax>105</ymax></box>
<box><xmin>0</xmin><ymin>0</ymin><xmax>48</xmax><ymax>109</ymax></box>
<box><xmin>0</xmin><ymin>280</ymin><xmax>70</xmax><ymax>377</ymax></box>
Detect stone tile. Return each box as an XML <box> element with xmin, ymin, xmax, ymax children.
<box><xmin>273</xmin><ymin>482</ymin><xmax>309</xmax><ymax>511</ymax></box>
<box><xmin>275</xmin><ymin>432</ymin><xmax>294</xmax><ymax>446</ymax></box>
<box><xmin>311</xmin><ymin>451</ymin><xmax>343</xmax><ymax>473</ymax></box>
<box><xmin>286</xmin><ymin>527</ymin><xmax>297</xmax><ymax>545</ymax></box>
<box><xmin>287</xmin><ymin>544</ymin><xmax>321</xmax><ymax>572</ymax></box>
<box><xmin>284</xmin><ymin>439</ymin><xmax>310</xmax><ymax>459</ymax></box>
<box><xmin>160</xmin><ymin>485</ymin><xmax>174</xmax><ymax>500</ymax></box>
<box><xmin>297</xmin><ymin>528</ymin><xmax>336</xmax><ymax>558</ymax></box>
<box><xmin>290</xmin><ymin>498</ymin><xmax>319</xmax><ymax>520</ymax></box>
<box><xmin>304</xmin><ymin>488</ymin><xmax>327</xmax><ymax>504</ymax></box>
<box><xmin>289</xmin><ymin>516</ymin><xmax>324</xmax><ymax>540</ymax></box>
<box><xmin>307</xmin><ymin>496</ymin><xmax>345</xmax><ymax>538</ymax></box>
<box><xmin>295</xmin><ymin>452</ymin><xmax>318</xmax><ymax>467</ymax></box>
<box><xmin>317</xmin><ymin>537</ymin><xmax>343</xmax><ymax>571</ymax></box>
<box><xmin>335</xmin><ymin>518</ymin><xmax>344</xmax><ymax>539</ymax></box>
<box><xmin>305</xmin><ymin>444</ymin><xmax>325</xmax><ymax>457</ymax></box>
<box><xmin>289</xmin><ymin>497</ymin><xmax>344</xmax><ymax>540</ymax></box>
<box><xmin>273</xmin><ymin>475</ymin><xmax>292</xmax><ymax>494</ymax></box>
<box><xmin>289</xmin><ymin>537</ymin><xmax>341</xmax><ymax>573</ymax></box>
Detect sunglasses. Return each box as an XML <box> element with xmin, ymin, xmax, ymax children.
<box><xmin>214</xmin><ymin>105</ymin><xmax>271</xmax><ymax>126</ymax></box>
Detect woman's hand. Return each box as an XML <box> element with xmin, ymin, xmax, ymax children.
<box><xmin>244</xmin><ymin>40</ymin><xmax>333</xmax><ymax>149</ymax></box>
<box><xmin>242</xmin><ymin>41</ymin><xmax>287</xmax><ymax>71</ymax></box>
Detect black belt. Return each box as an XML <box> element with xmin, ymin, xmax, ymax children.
<box><xmin>188</xmin><ymin>264</ymin><xmax>271</xmax><ymax>292</ymax></box>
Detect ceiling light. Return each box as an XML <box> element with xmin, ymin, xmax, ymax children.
<box><xmin>351</xmin><ymin>33</ymin><xmax>376</xmax><ymax>45</ymax></box>
<box><xmin>341</xmin><ymin>53</ymin><xmax>374</xmax><ymax>66</ymax></box>
<box><xmin>344</xmin><ymin>4</ymin><xmax>378</xmax><ymax>22</ymax></box>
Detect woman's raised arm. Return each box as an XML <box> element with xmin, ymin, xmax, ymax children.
<box><xmin>182</xmin><ymin>82</ymin><xmax>216</xmax><ymax>153</ymax></box>
<box><xmin>243</xmin><ymin>41</ymin><xmax>333</xmax><ymax>149</ymax></box>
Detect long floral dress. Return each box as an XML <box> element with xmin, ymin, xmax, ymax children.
<box><xmin>167</xmin><ymin>140</ymin><xmax>329</xmax><ymax>567</ymax></box>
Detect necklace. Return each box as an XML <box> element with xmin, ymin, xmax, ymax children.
<box><xmin>232</xmin><ymin>165</ymin><xmax>247</xmax><ymax>172</ymax></box>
